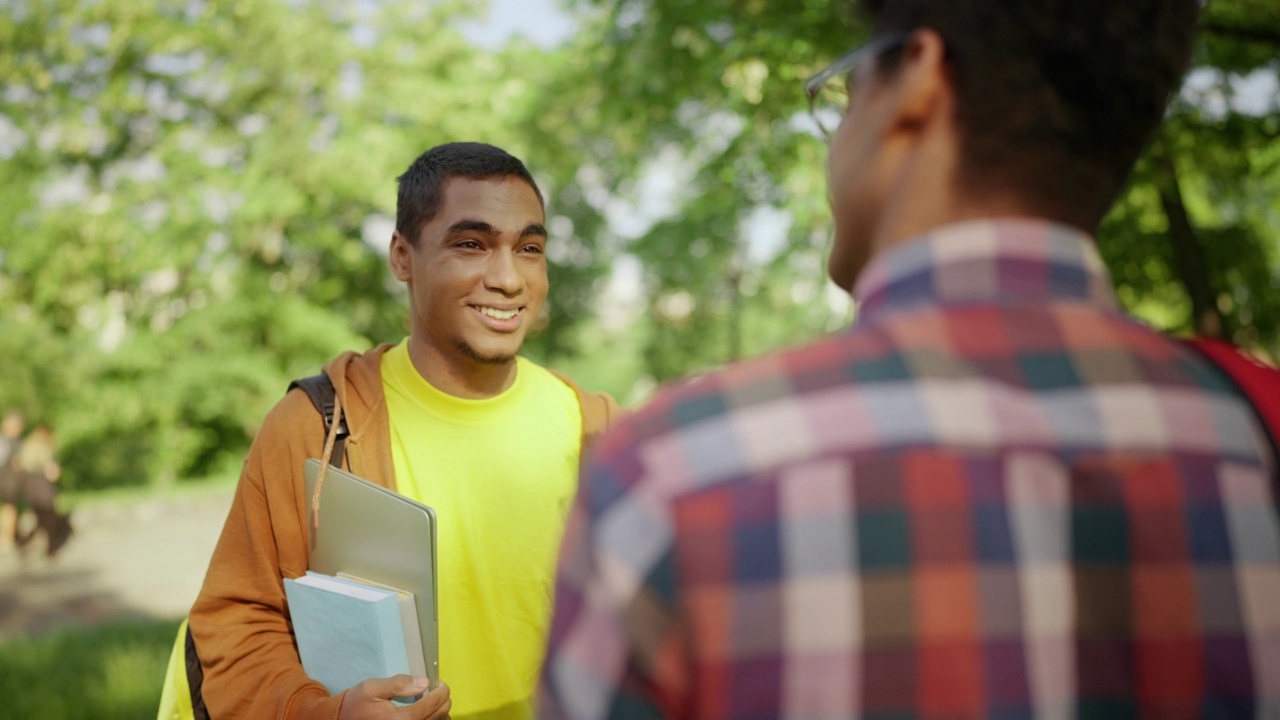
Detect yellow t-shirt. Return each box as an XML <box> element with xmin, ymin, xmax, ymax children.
<box><xmin>381</xmin><ymin>341</ymin><xmax>581</xmax><ymax>719</ymax></box>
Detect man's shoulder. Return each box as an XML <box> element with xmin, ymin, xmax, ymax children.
<box><xmin>254</xmin><ymin>344</ymin><xmax>390</xmax><ymax>441</ymax></box>
<box><xmin>257</xmin><ymin>381</ymin><xmax>328</xmax><ymax>444</ymax></box>
<box><xmin>631</xmin><ymin>331</ymin><xmax>874</xmax><ymax>424</ymax></box>
<box><xmin>525</xmin><ymin>358</ymin><xmax>624</xmax><ymax>437</ymax></box>
<box><xmin>324</xmin><ymin>343</ymin><xmax>395</xmax><ymax>394</ymax></box>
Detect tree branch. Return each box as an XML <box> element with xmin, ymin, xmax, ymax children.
<box><xmin>1150</xmin><ymin>143</ymin><xmax>1227</xmax><ymax>339</ymax></box>
<box><xmin>1201</xmin><ymin>20</ymin><xmax>1280</xmax><ymax>47</ymax></box>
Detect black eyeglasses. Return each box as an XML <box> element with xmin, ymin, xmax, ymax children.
<box><xmin>804</xmin><ymin>33</ymin><xmax>910</xmax><ymax>140</ymax></box>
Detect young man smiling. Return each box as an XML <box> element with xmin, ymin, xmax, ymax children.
<box><xmin>542</xmin><ymin>1</ymin><xmax>1279</xmax><ymax>718</ymax></box>
<box><xmin>189</xmin><ymin>142</ymin><xmax>619</xmax><ymax>720</ymax></box>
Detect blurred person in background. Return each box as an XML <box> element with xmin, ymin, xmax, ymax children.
<box><xmin>11</xmin><ymin>424</ymin><xmax>74</xmax><ymax>558</ymax></box>
<box><xmin>0</xmin><ymin>410</ymin><xmax>24</xmax><ymax>553</ymax></box>
<box><xmin>540</xmin><ymin>0</ymin><xmax>1280</xmax><ymax>717</ymax></box>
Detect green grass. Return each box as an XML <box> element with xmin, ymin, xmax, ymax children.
<box><xmin>0</xmin><ymin>617</ymin><xmax>182</xmax><ymax>720</ymax></box>
<box><xmin>0</xmin><ymin>475</ymin><xmax>235</xmax><ymax>719</ymax></box>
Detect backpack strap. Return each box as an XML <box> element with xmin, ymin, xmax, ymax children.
<box><xmin>548</xmin><ymin>369</ymin><xmax>622</xmax><ymax>452</ymax></box>
<box><xmin>184</xmin><ymin>623</ymin><xmax>211</xmax><ymax>720</ymax></box>
<box><xmin>1182</xmin><ymin>337</ymin><xmax>1280</xmax><ymax>506</ymax></box>
<box><xmin>287</xmin><ymin>373</ymin><xmax>349</xmax><ymax>469</ymax></box>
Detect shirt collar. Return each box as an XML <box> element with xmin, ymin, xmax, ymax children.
<box><xmin>851</xmin><ymin>219</ymin><xmax>1118</xmax><ymax>324</ymax></box>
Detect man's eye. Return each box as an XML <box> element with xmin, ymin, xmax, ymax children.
<box><xmin>521</xmin><ymin>244</ymin><xmax>544</xmax><ymax>254</ymax></box>
<box><xmin>458</xmin><ymin>240</ymin><xmax>482</xmax><ymax>249</ymax></box>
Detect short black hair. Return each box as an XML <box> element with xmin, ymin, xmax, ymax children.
<box><xmin>859</xmin><ymin>0</ymin><xmax>1199</xmax><ymax>226</ymax></box>
<box><xmin>395</xmin><ymin>142</ymin><xmax>543</xmax><ymax>245</ymax></box>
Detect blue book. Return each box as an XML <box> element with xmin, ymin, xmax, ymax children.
<box><xmin>284</xmin><ymin>570</ymin><xmax>413</xmax><ymax>697</ymax></box>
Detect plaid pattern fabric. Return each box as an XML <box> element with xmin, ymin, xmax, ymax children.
<box><xmin>540</xmin><ymin>220</ymin><xmax>1280</xmax><ymax>720</ymax></box>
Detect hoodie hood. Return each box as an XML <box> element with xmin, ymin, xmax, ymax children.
<box><xmin>321</xmin><ymin>342</ymin><xmax>398</xmax><ymax>491</ymax></box>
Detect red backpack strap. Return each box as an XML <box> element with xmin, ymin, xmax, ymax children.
<box><xmin>1181</xmin><ymin>337</ymin><xmax>1280</xmax><ymax>493</ymax></box>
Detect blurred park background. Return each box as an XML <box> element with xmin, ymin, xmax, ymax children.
<box><xmin>0</xmin><ymin>0</ymin><xmax>1277</xmax><ymax>716</ymax></box>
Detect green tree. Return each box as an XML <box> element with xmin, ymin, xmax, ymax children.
<box><xmin>521</xmin><ymin>0</ymin><xmax>858</xmax><ymax>383</ymax></box>
<box><xmin>1101</xmin><ymin>0</ymin><xmax>1280</xmax><ymax>346</ymax></box>
<box><xmin>538</xmin><ymin>0</ymin><xmax>1280</xmax><ymax>387</ymax></box>
<box><xmin>0</xmin><ymin>0</ymin><xmax>597</xmax><ymax>488</ymax></box>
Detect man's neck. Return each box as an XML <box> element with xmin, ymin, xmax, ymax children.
<box><xmin>872</xmin><ymin>166</ymin><xmax>1053</xmax><ymax>262</ymax></box>
<box><xmin>406</xmin><ymin>337</ymin><xmax>518</xmax><ymax>400</ymax></box>
<box><xmin>867</xmin><ymin>127</ymin><xmax>1073</xmax><ymax>267</ymax></box>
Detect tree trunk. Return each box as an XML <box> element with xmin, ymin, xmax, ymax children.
<box><xmin>1150</xmin><ymin>144</ymin><xmax>1226</xmax><ymax>339</ymax></box>
<box><xmin>725</xmin><ymin>259</ymin><xmax>743</xmax><ymax>362</ymax></box>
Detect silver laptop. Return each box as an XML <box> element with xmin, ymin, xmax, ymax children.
<box><xmin>303</xmin><ymin>458</ymin><xmax>439</xmax><ymax>688</ymax></box>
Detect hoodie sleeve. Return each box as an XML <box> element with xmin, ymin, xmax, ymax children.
<box><xmin>188</xmin><ymin>389</ymin><xmax>348</xmax><ymax>720</ymax></box>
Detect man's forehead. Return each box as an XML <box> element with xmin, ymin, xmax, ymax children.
<box><xmin>441</xmin><ymin>175</ymin><xmax>537</xmax><ymax>200</ymax></box>
<box><xmin>436</xmin><ymin>176</ymin><xmax>542</xmax><ymax>222</ymax></box>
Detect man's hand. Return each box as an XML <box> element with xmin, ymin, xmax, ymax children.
<box><xmin>338</xmin><ymin>676</ymin><xmax>451</xmax><ymax>720</ymax></box>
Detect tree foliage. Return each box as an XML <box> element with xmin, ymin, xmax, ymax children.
<box><xmin>0</xmin><ymin>0</ymin><xmax>603</xmax><ymax>488</ymax></box>
<box><xmin>2</xmin><ymin>0</ymin><xmax>1276</xmax><ymax>490</ymax></box>
<box><xmin>545</xmin><ymin>0</ymin><xmax>1280</xmax><ymax>379</ymax></box>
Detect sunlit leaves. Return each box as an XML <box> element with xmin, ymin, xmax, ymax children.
<box><xmin>557</xmin><ymin>0</ymin><xmax>1280</xmax><ymax>372</ymax></box>
<box><xmin>0</xmin><ymin>0</ymin><xmax>552</xmax><ymax>486</ymax></box>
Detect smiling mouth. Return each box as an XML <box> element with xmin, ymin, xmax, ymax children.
<box><xmin>476</xmin><ymin>305</ymin><xmax>521</xmax><ymax>321</ymax></box>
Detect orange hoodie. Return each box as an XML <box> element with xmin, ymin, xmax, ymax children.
<box><xmin>188</xmin><ymin>344</ymin><xmax>620</xmax><ymax>719</ymax></box>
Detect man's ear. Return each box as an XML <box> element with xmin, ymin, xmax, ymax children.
<box><xmin>886</xmin><ymin>28</ymin><xmax>949</xmax><ymax>135</ymax></box>
<box><xmin>389</xmin><ymin>230</ymin><xmax>414</xmax><ymax>282</ymax></box>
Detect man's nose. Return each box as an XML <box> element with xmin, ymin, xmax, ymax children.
<box><xmin>483</xmin><ymin>249</ymin><xmax>523</xmax><ymax>294</ymax></box>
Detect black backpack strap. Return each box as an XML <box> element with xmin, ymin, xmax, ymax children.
<box><xmin>184</xmin><ymin>623</ymin><xmax>211</xmax><ymax>720</ymax></box>
<box><xmin>287</xmin><ymin>373</ymin><xmax>349</xmax><ymax>469</ymax></box>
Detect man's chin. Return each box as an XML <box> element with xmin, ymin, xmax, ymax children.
<box><xmin>472</xmin><ymin>353</ymin><xmax>516</xmax><ymax>366</ymax></box>
<box><xmin>827</xmin><ymin>231</ymin><xmax>872</xmax><ymax>293</ymax></box>
<box><xmin>827</xmin><ymin>256</ymin><xmax>858</xmax><ymax>293</ymax></box>
<box><xmin>453</xmin><ymin>338</ymin><xmax>520</xmax><ymax>366</ymax></box>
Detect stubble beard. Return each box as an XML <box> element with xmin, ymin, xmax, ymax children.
<box><xmin>452</xmin><ymin>337</ymin><xmax>517</xmax><ymax>366</ymax></box>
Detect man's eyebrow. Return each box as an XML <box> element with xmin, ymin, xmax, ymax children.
<box><xmin>446</xmin><ymin>219</ymin><xmax>497</xmax><ymax>235</ymax></box>
<box><xmin>445</xmin><ymin>219</ymin><xmax>547</xmax><ymax>238</ymax></box>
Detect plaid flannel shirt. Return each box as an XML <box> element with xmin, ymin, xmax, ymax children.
<box><xmin>541</xmin><ymin>220</ymin><xmax>1280</xmax><ymax>720</ymax></box>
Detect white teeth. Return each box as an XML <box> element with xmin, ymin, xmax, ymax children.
<box><xmin>479</xmin><ymin>306</ymin><xmax>518</xmax><ymax>320</ymax></box>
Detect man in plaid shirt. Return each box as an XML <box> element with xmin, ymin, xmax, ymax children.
<box><xmin>542</xmin><ymin>0</ymin><xmax>1279</xmax><ymax>717</ymax></box>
